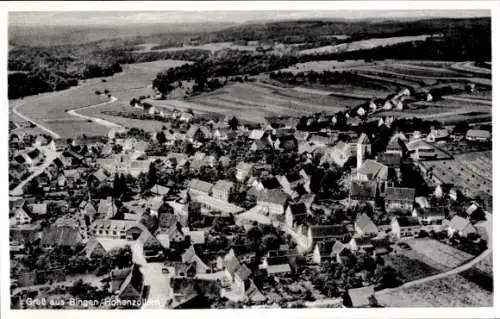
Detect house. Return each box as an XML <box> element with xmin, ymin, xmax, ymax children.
<box><xmin>192</xmin><ymin>194</ymin><xmax>244</xmax><ymax>215</ymax></box>
<box><xmin>330</xmin><ymin>241</ymin><xmax>354</xmax><ymax>264</ymax></box>
<box><xmin>187</xmin><ymin>179</ymin><xmax>213</xmax><ymax>198</ymax></box>
<box><xmin>85</xmin><ymin>237</ymin><xmax>108</xmax><ymax>259</ymax></box>
<box><xmin>40</xmin><ymin>225</ymin><xmax>83</xmax><ymax>248</ymax></box>
<box><xmin>28</xmin><ymin>203</ymin><xmax>48</xmax><ymax>217</ymax></box>
<box><xmin>349</xmin><ymin>180</ymin><xmax>377</xmax><ymax>205</ymax></box>
<box><xmin>257</xmin><ymin>189</ymin><xmax>290</xmax><ymax>216</ymax></box>
<box><xmin>448</xmin><ymin>216</ymin><xmax>476</xmax><ymax>237</ymax></box>
<box><xmin>426</xmin><ymin>128</ymin><xmax>449</xmax><ymax>143</ymax></box>
<box><xmin>415</xmin><ymin>196</ymin><xmax>430</xmax><ymax>209</ymax></box>
<box><xmin>348</xmin><ymin>235</ymin><xmax>374</xmax><ymax>252</ymax></box>
<box><xmin>465</xmin><ymin>202</ymin><xmax>485</xmax><ymax>222</ymax></box>
<box><xmin>10</xmin><ymin>206</ymin><xmax>33</xmax><ymax>225</ymax></box>
<box><xmin>357</xmin><ymin>159</ymin><xmax>388</xmax><ymax>193</ymax></box>
<box><xmin>307</xmin><ymin>225</ymin><xmax>347</xmax><ymax>249</ymax></box>
<box><xmin>262</xmin><ymin>257</ymin><xmax>292</xmax><ymax>276</ymax></box>
<box><xmin>97</xmin><ymin>197</ymin><xmax>118</xmax><ymax>219</ymax></box>
<box><xmin>285</xmin><ymin>203</ymin><xmax>307</xmax><ymax>229</ymax></box>
<box><xmin>244</xmin><ymin>280</ymin><xmax>267</xmax><ymax>303</ymax></box>
<box><xmin>347</xmin><ymin>285</ymin><xmax>375</xmax><ymax>308</ymax></box>
<box><xmin>466</xmin><ymin>129</ymin><xmax>491</xmax><ymax>142</ymax></box>
<box><xmin>236</xmin><ymin>162</ymin><xmax>254</xmax><ymax>181</ymax></box>
<box><xmin>386</xmin><ymin>132</ymin><xmax>407</xmax><ymax>156</ymax></box>
<box><xmin>149</xmin><ymin>184</ymin><xmax>170</xmax><ymax>196</ymax></box>
<box><xmin>179</xmin><ymin>112</ymin><xmax>193</xmax><ymax>123</ymax></box>
<box><xmin>211</xmin><ymin>180</ymin><xmax>234</xmax><ymax>202</ymax></box>
<box><xmin>185</xmin><ymin>125</ymin><xmax>205</xmax><ymax>142</ymax></box>
<box><xmin>412</xmin><ymin>207</ymin><xmax>445</xmax><ymax>225</ymax></box>
<box><xmin>434</xmin><ymin>183</ymin><xmax>458</xmax><ymax>201</ymax></box>
<box><xmin>309</xmin><ymin>134</ymin><xmax>336</xmax><ymax>147</ymax></box>
<box><xmin>174</xmin><ymin>262</ymin><xmax>197</xmax><ymax>278</ymax></box>
<box><xmin>377</xmin><ymin>152</ymin><xmax>402</xmax><ymax>168</ymax></box>
<box><xmin>312</xmin><ymin>240</ymin><xmax>335</xmax><ymax>264</ymax></box>
<box><xmin>166</xmin><ymin>153</ymin><xmax>189</xmax><ymax>168</ymax></box>
<box><xmin>249</xmin><ymin>129</ymin><xmax>266</xmax><ymax>140</ymax></box>
<box><xmin>181</xmin><ymin>246</ymin><xmax>211</xmax><ymax>273</ymax></box>
<box><xmin>391</xmin><ymin>216</ymin><xmax>421</xmax><ymax>239</ymax></box>
<box><xmin>356</xmin><ymin>133</ymin><xmax>371</xmax><ymax>170</ymax></box>
<box><xmin>384</xmin><ymin>187</ymin><xmax>415</xmax><ymax>213</ymax></box>
<box><xmin>320</xmin><ymin>141</ymin><xmax>352</xmax><ymax>167</ymax></box>
<box><xmin>110</xmin><ymin>265</ymin><xmax>144</xmax><ymax>308</ymax></box>
<box><xmin>354</xmin><ymin>213</ymin><xmax>378</xmax><ymax>236</ymax></box>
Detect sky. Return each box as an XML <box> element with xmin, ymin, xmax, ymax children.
<box><xmin>9</xmin><ymin>10</ymin><xmax>490</xmax><ymax>27</ymax></box>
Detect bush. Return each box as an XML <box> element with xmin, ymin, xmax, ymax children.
<box><xmin>95</xmin><ymin>90</ymin><xmax>101</xmax><ymax>95</ymax></box>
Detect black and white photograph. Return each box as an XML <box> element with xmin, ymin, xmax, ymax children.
<box><xmin>4</xmin><ymin>1</ymin><xmax>496</xmax><ymax>315</ymax></box>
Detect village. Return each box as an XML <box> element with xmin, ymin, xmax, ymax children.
<box><xmin>8</xmin><ymin>88</ymin><xmax>493</xmax><ymax>309</ymax></box>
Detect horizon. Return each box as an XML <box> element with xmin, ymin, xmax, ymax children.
<box><xmin>9</xmin><ymin>10</ymin><xmax>490</xmax><ymax>27</ymax></box>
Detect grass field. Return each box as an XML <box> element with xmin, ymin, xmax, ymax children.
<box><xmin>279</xmin><ymin>60</ymin><xmax>377</xmax><ymax>73</ymax></box>
<box><xmin>376</xmin><ymin>274</ymin><xmax>493</xmax><ymax>307</ymax></box>
<box><xmin>9</xmin><ymin>60</ymin><xmax>189</xmax><ymax>138</ymax></box>
<box><xmin>134</xmin><ymin>41</ymin><xmax>258</xmax><ymax>53</ymax></box>
<box><xmin>421</xmin><ymin>156</ymin><xmax>492</xmax><ymax>197</ymax></box>
<box><xmin>299</xmin><ymin>35</ymin><xmax>431</xmax><ymax>55</ymax></box>
<box><xmin>404</xmin><ymin>238</ymin><xmax>474</xmax><ymax>271</ymax></box>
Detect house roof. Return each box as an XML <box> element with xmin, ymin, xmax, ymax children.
<box><xmin>315</xmin><ymin>240</ymin><xmax>336</xmax><ymax>257</ymax></box>
<box><xmin>149</xmin><ymin>184</ymin><xmax>170</xmax><ymax>196</ymax></box>
<box><xmin>309</xmin><ymin>225</ymin><xmax>346</xmax><ymax>239</ymax></box>
<box><xmin>93</xmin><ymin>168</ymin><xmax>108</xmax><ymax>182</ymax></box>
<box><xmin>236</xmin><ymin>162</ymin><xmax>253</xmax><ymax>172</ymax></box>
<box><xmin>29</xmin><ymin>203</ymin><xmax>47</xmax><ymax>215</ymax></box>
<box><xmin>355</xmin><ymin>213</ymin><xmax>378</xmax><ymax>234</ymax></box>
<box><xmin>309</xmin><ymin>134</ymin><xmax>336</xmax><ymax>146</ymax></box>
<box><xmin>331</xmin><ymin>240</ymin><xmax>348</xmax><ymax>256</ymax></box>
<box><xmin>350</xmin><ymin>180</ymin><xmax>377</xmax><ymax>199</ymax></box>
<box><xmin>414</xmin><ymin>207</ymin><xmax>445</xmax><ymax>218</ymax></box>
<box><xmin>188</xmin><ymin>179</ymin><xmax>213</xmax><ymax>194</ymax></box>
<box><xmin>466</xmin><ymin>129</ymin><xmax>491</xmax><ymax>139</ymax></box>
<box><xmin>261</xmin><ymin>177</ymin><xmax>281</xmax><ymax>190</ymax></box>
<box><xmin>466</xmin><ymin>203</ymin><xmax>483</xmax><ymax>216</ymax></box>
<box><xmin>224</xmin><ymin>254</ymin><xmax>241</xmax><ymax>275</ymax></box>
<box><xmin>186</xmin><ymin>125</ymin><xmax>201</xmax><ymax>139</ymax></box>
<box><xmin>192</xmin><ymin>194</ymin><xmax>244</xmax><ymax>214</ymax></box>
<box><xmin>258</xmin><ymin>189</ymin><xmax>289</xmax><ymax>206</ymax></box>
<box><xmin>358</xmin><ymin>133</ymin><xmax>370</xmax><ymax>145</ymax></box>
<box><xmin>351</xmin><ymin>235</ymin><xmax>374</xmax><ymax>247</ymax></box>
<box><xmin>386</xmin><ymin>187</ymin><xmax>416</xmax><ymax>202</ymax></box>
<box><xmin>235</xmin><ymin>264</ymin><xmax>252</xmax><ymax>281</ymax></box>
<box><xmin>430</xmin><ymin>128</ymin><xmax>449</xmax><ymax>139</ymax></box>
<box><xmin>249</xmin><ymin>129</ymin><xmax>266</xmax><ymax>140</ymax></box>
<box><xmin>377</xmin><ymin>152</ymin><xmax>402</xmax><ymax>167</ymax></box>
<box><xmin>358</xmin><ymin>160</ymin><xmax>388</xmax><ymax>180</ymax></box>
<box><xmin>348</xmin><ymin>285</ymin><xmax>375</xmax><ymax>307</ymax></box>
<box><xmin>98</xmin><ymin>197</ymin><xmax>117</xmax><ymax>217</ymax></box>
<box><xmin>415</xmin><ymin>196</ymin><xmax>430</xmax><ymax>209</ymax></box>
<box><xmin>266</xmin><ymin>263</ymin><xmax>291</xmax><ymax>274</ymax></box>
<box><xmin>450</xmin><ymin>215</ymin><xmax>475</xmax><ymax>232</ymax></box>
<box><xmin>288</xmin><ymin>203</ymin><xmax>307</xmax><ymax>217</ymax></box>
<box><xmin>40</xmin><ymin>226</ymin><xmax>83</xmax><ymax>247</ymax></box>
<box><xmin>212</xmin><ymin>180</ymin><xmax>234</xmax><ymax>193</ymax></box>
<box><xmin>394</xmin><ymin>216</ymin><xmax>420</xmax><ymax>227</ymax></box>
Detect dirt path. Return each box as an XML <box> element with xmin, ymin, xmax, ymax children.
<box><xmin>66</xmin><ymin>96</ymin><xmax>124</xmax><ymax>129</ymax></box>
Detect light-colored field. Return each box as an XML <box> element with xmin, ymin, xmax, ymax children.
<box><xmin>10</xmin><ymin>60</ymin><xmax>189</xmax><ymax>138</ymax></box>
<box><xmin>422</xmin><ymin>158</ymin><xmax>492</xmax><ymax>196</ymax></box>
<box><xmin>134</xmin><ymin>41</ymin><xmax>258</xmax><ymax>53</ymax></box>
<box><xmin>279</xmin><ymin>60</ymin><xmax>376</xmax><ymax>73</ymax></box>
<box><xmin>404</xmin><ymin>238</ymin><xmax>474</xmax><ymax>271</ymax></box>
<box><xmin>380</xmin><ymin>63</ymin><xmax>469</xmax><ymax>78</ymax></box>
<box><xmin>299</xmin><ymin>35</ymin><xmax>431</xmax><ymax>55</ymax></box>
<box><xmin>376</xmin><ymin>274</ymin><xmax>493</xmax><ymax>307</ymax></box>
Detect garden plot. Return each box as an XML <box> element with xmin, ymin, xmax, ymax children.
<box><xmin>376</xmin><ymin>274</ymin><xmax>493</xmax><ymax>307</ymax></box>
<box><xmin>383</xmin><ymin>254</ymin><xmax>440</xmax><ymax>283</ymax></box>
<box><xmin>454</xmin><ymin>152</ymin><xmax>492</xmax><ymax>182</ymax></box>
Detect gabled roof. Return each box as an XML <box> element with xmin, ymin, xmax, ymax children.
<box><xmin>357</xmin><ymin>133</ymin><xmax>370</xmax><ymax>145</ymax></box>
<box><xmin>257</xmin><ymin>189</ymin><xmax>289</xmax><ymax>206</ymax></box>
<box><xmin>29</xmin><ymin>203</ymin><xmax>47</xmax><ymax>215</ymax></box>
<box><xmin>40</xmin><ymin>225</ymin><xmax>83</xmax><ymax>247</ymax></box>
<box><xmin>385</xmin><ymin>187</ymin><xmax>416</xmax><ymax>202</ymax></box>
<box><xmin>466</xmin><ymin>203</ymin><xmax>483</xmax><ymax>216</ymax></box>
<box><xmin>331</xmin><ymin>240</ymin><xmax>347</xmax><ymax>256</ymax></box>
<box><xmin>350</xmin><ymin>180</ymin><xmax>377</xmax><ymax>200</ymax></box>
<box><xmin>355</xmin><ymin>213</ymin><xmax>378</xmax><ymax>234</ymax></box>
<box><xmin>377</xmin><ymin>152</ymin><xmax>402</xmax><ymax>167</ymax></box>
<box><xmin>466</xmin><ymin>129</ymin><xmax>491</xmax><ymax>139</ymax></box>
<box><xmin>249</xmin><ymin>129</ymin><xmax>266</xmax><ymax>140</ymax></box>
<box><xmin>224</xmin><ymin>254</ymin><xmax>241</xmax><ymax>275</ymax></box>
<box><xmin>288</xmin><ymin>203</ymin><xmax>307</xmax><ymax>217</ymax></box>
<box><xmin>358</xmin><ymin>160</ymin><xmax>388</xmax><ymax>180</ymax></box>
<box><xmin>212</xmin><ymin>180</ymin><xmax>234</xmax><ymax>193</ymax></box>
<box><xmin>149</xmin><ymin>184</ymin><xmax>170</xmax><ymax>196</ymax></box>
<box><xmin>394</xmin><ymin>216</ymin><xmax>420</xmax><ymax>227</ymax></box>
<box><xmin>188</xmin><ymin>179</ymin><xmax>213</xmax><ymax>193</ymax></box>
<box><xmin>236</xmin><ymin>162</ymin><xmax>253</xmax><ymax>172</ymax></box>
<box><xmin>235</xmin><ymin>264</ymin><xmax>252</xmax><ymax>281</ymax></box>
<box><xmin>309</xmin><ymin>224</ymin><xmax>346</xmax><ymax>239</ymax></box>
<box><xmin>429</xmin><ymin>128</ymin><xmax>449</xmax><ymax>139</ymax></box>
<box><xmin>186</xmin><ymin>125</ymin><xmax>201</xmax><ymax>139</ymax></box>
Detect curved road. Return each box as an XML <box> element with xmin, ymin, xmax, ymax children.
<box><xmin>12</xmin><ymin>100</ymin><xmax>61</xmax><ymax>139</ymax></box>
<box><xmin>66</xmin><ymin>96</ymin><xmax>124</xmax><ymax>129</ymax></box>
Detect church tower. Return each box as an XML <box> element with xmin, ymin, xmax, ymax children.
<box><xmin>357</xmin><ymin>133</ymin><xmax>371</xmax><ymax>172</ymax></box>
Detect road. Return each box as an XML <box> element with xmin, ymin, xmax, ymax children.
<box><xmin>450</xmin><ymin>61</ymin><xmax>491</xmax><ymax>76</ymax></box>
<box><xmin>66</xmin><ymin>96</ymin><xmax>124</xmax><ymax>129</ymax></box>
<box><xmin>141</xmin><ymin>262</ymin><xmax>173</xmax><ymax>309</ymax></box>
<box><xmin>12</xmin><ymin>100</ymin><xmax>61</xmax><ymax>139</ymax></box>
<box><xmin>9</xmin><ymin>149</ymin><xmax>61</xmax><ymax>197</ymax></box>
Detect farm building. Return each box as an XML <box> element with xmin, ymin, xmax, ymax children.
<box><xmin>349</xmin><ymin>180</ymin><xmax>377</xmax><ymax>206</ymax></box>
<box><xmin>391</xmin><ymin>216</ymin><xmax>421</xmax><ymax>239</ymax></box>
<box><xmin>465</xmin><ymin>129</ymin><xmax>491</xmax><ymax>142</ymax></box>
<box><xmin>354</xmin><ymin>213</ymin><xmax>378</xmax><ymax>236</ymax></box>
<box><xmin>412</xmin><ymin>207</ymin><xmax>446</xmax><ymax>225</ymax></box>
<box><xmin>426</xmin><ymin>128</ymin><xmax>449</xmax><ymax>143</ymax></box>
<box><xmin>385</xmin><ymin>187</ymin><xmax>416</xmax><ymax>213</ymax></box>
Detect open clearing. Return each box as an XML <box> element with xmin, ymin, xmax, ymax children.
<box><xmin>421</xmin><ymin>155</ymin><xmax>492</xmax><ymax>197</ymax></box>
<box><xmin>299</xmin><ymin>35</ymin><xmax>431</xmax><ymax>55</ymax></box>
<box><xmin>376</xmin><ymin>274</ymin><xmax>493</xmax><ymax>307</ymax></box>
<box><xmin>10</xmin><ymin>60</ymin><xmax>189</xmax><ymax>138</ymax></box>
<box><xmin>404</xmin><ymin>238</ymin><xmax>474</xmax><ymax>271</ymax></box>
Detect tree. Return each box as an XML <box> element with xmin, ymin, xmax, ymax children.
<box><xmin>148</xmin><ymin>162</ymin><xmax>158</xmax><ymax>187</ymax></box>
<box><xmin>228</xmin><ymin>116</ymin><xmax>239</xmax><ymax>130</ymax></box>
<box><xmin>261</xmin><ymin>234</ymin><xmax>280</xmax><ymax>251</ymax></box>
<box><xmin>156</xmin><ymin>131</ymin><xmax>167</xmax><ymax>144</ymax></box>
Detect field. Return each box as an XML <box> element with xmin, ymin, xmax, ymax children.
<box><xmin>146</xmin><ymin>81</ymin><xmax>363</xmax><ymax>123</ymax></box>
<box><xmin>421</xmin><ymin>155</ymin><xmax>492</xmax><ymax>197</ymax></box>
<box><xmin>375</xmin><ymin>274</ymin><xmax>493</xmax><ymax>307</ymax></box>
<box><xmin>404</xmin><ymin>238</ymin><xmax>474</xmax><ymax>271</ymax></box>
<box><xmin>279</xmin><ymin>60</ymin><xmax>377</xmax><ymax>73</ymax></box>
<box><xmin>383</xmin><ymin>254</ymin><xmax>440</xmax><ymax>283</ymax></box>
<box><xmin>9</xmin><ymin>60</ymin><xmax>189</xmax><ymax>138</ymax></box>
<box><xmin>133</xmin><ymin>41</ymin><xmax>258</xmax><ymax>53</ymax></box>
<box><xmin>298</xmin><ymin>35</ymin><xmax>431</xmax><ymax>55</ymax></box>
